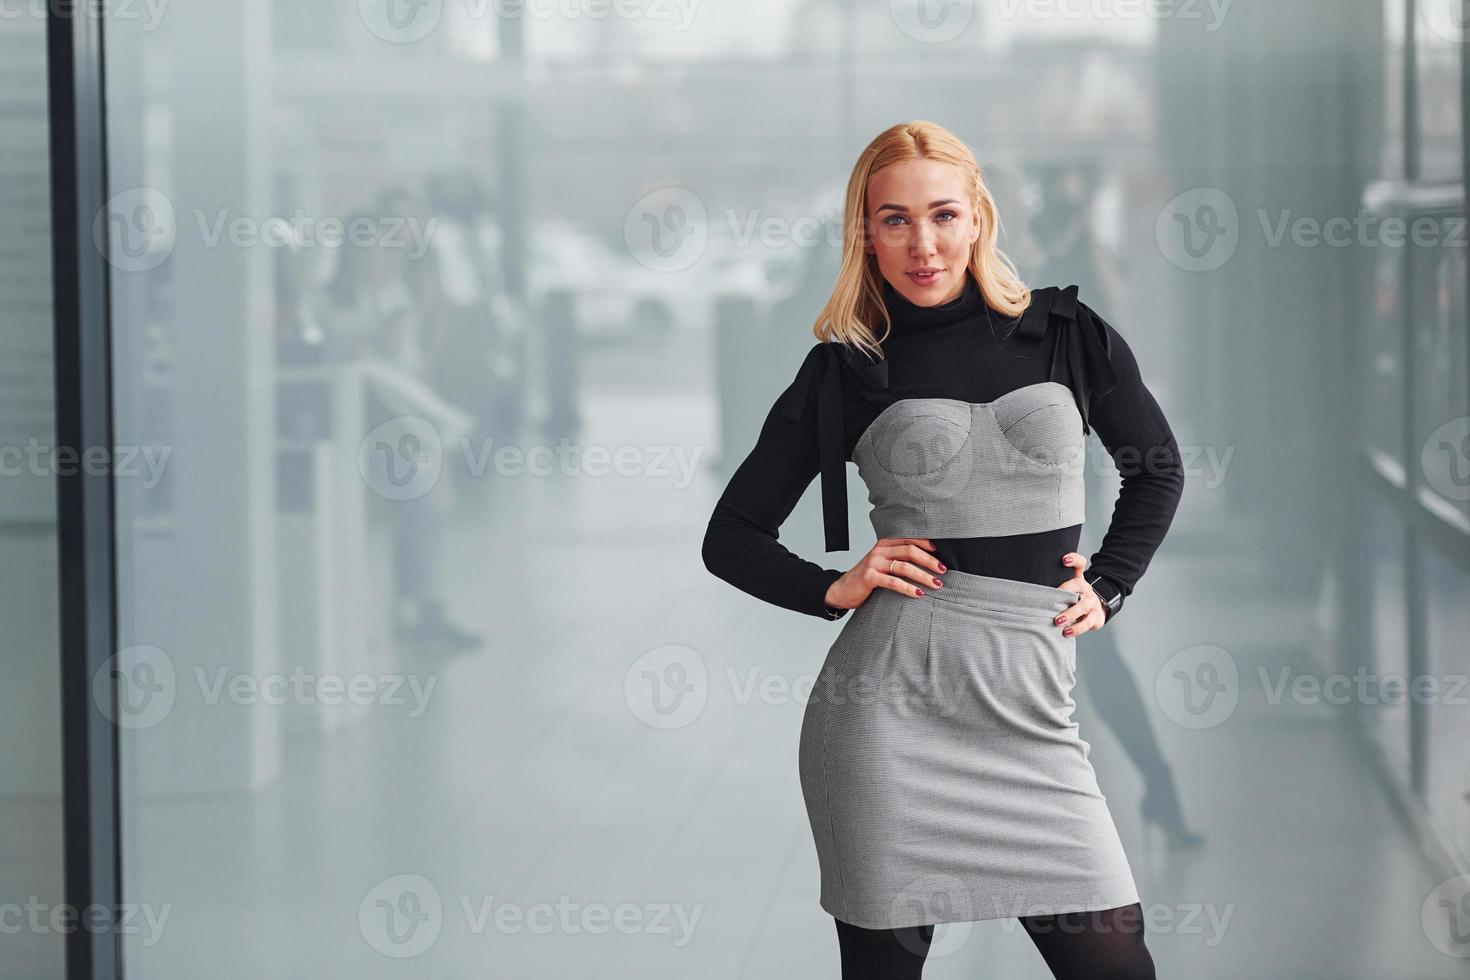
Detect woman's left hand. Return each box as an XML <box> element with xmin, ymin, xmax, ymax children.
<box><xmin>1054</xmin><ymin>552</ymin><xmax>1106</xmax><ymax>638</ymax></box>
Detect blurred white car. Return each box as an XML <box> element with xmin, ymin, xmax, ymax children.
<box><xmin>527</xmin><ymin>221</ymin><xmax>807</xmax><ymax>342</ymax></box>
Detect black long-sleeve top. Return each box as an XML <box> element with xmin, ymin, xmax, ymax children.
<box><xmin>702</xmin><ymin>272</ymin><xmax>1184</xmax><ymax>621</ymax></box>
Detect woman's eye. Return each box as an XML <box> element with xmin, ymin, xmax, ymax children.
<box><xmin>882</xmin><ymin>211</ymin><xmax>957</xmax><ymax>226</ymax></box>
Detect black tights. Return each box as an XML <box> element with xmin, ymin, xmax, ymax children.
<box><xmin>833</xmin><ymin>902</ymin><xmax>1156</xmax><ymax>979</ymax></box>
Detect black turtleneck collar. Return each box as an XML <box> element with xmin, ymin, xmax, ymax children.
<box><xmin>879</xmin><ymin>271</ymin><xmax>984</xmax><ymax>334</ymax></box>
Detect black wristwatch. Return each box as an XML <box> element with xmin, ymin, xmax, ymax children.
<box><xmin>1086</xmin><ymin>574</ymin><xmax>1123</xmax><ymax>622</ymax></box>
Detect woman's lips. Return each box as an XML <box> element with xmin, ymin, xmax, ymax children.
<box><xmin>908</xmin><ymin>269</ymin><xmax>942</xmax><ymax>285</ymax></box>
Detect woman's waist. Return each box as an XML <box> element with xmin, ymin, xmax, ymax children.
<box><xmin>923</xmin><ymin>566</ymin><xmax>1079</xmax><ymax>616</ymax></box>
<box><xmin>929</xmin><ymin>526</ymin><xmax>1081</xmax><ymax>590</ymax></box>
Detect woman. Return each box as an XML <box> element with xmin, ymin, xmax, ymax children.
<box><xmin>701</xmin><ymin>121</ymin><xmax>1183</xmax><ymax>979</ymax></box>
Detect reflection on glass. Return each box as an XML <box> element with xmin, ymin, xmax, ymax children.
<box><xmin>1362</xmin><ymin>494</ymin><xmax>1411</xmax><ymax>775</ymax></box>
<box><xmin>1382</xmin><ymin>0</ymin><xmax>1406</xmax><ymax>180</ymax></box>
<box><xmin>1415</xmin><ymin>0</ymin><xmax>1464</xmax><ymax>182</ymax></box>
<box><xmin>1363</xmin><ymin>240</ymin><xmax>1404</xmax><ymax>463</ymax></box>
<box><xmin>1411</xmin><ymin>213</ymin><xmax>1470</xmax><ymax>526</ymax></box>
<box><xmin>1419</xmin><ymin>543</ymin><xmax>1470</xmax><ymax>870</ymax></box>
<box><xmin>0</xmin><ymin>12</ymin><xmax>65</xmax><ymax>980</ymax></box>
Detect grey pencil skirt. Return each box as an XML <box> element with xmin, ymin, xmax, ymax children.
<box><xmin>797</xmin><ymin>568</ymin><xmax>1139</xmax><ymax>930</ymax></box>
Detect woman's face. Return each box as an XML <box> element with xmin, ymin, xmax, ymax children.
<box><xmin>863</xmin><ymin>158</ymin><xmax>981</xmax><ymax>307</ymax></box>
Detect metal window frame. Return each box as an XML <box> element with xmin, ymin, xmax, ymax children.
<box><xmin>1350</xmin><ymin>0</ymin><xmax>1470</xmax><ymax>883</ymax></box>
<box><xmin>47</xmin><ymin>7</ymin><xmax>122</xmax><ymax>980</ymax></box>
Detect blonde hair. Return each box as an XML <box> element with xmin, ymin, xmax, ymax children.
<box><xmin>814</xmin><ymin>120</ymin><xmax>1031</xmax><ymax>361</ymax></box>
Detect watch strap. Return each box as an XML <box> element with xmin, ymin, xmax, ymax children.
<box><xmin>1087</xmin><ymin>573</ymin><xmax>1123</xmax><ymax>620</ymax></box>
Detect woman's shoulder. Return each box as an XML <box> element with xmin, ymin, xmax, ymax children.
<box><xmin>1013</xmin><ymin>284</ymin><xmax>1129</xmax><ymax>426</ymax></box>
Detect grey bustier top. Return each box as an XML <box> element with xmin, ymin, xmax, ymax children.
<box><xmin>776</xmin><ymin>284</ymin><xmax>1118</xmax><ymax>552</ymax></box>
<box><xmin>852</xmin><ymin>381</ymin><xmax>1087</xmax><ymax>540</ymax></box>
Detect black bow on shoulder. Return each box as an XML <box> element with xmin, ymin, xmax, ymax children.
<box><xmin>1016</xmin><ymin>284</ymin><xmax>1120</xmax><ymax>435</ymax></box>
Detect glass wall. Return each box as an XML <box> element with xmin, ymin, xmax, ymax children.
<box><xmin>1411</xmin><ymin>203</ymin><xmax>1469</xmax><ymax>528</ymax></box>
<box><xmin>1415</xmin><ymin>0</ymin><xmax>1463</xmax><ymax>182</ymax></box>
<box><xmin>70</xmin><ymin>0</ymin><xmax>1470</xmax><ymax>976</ymax></box>
<box><xmin>0</xmin><ymin>11</ymin><xmax>65</xmax><ymax>980</ymax></box>
<box><xmin>1353</xmin><ymin>0</ymin><xmax>1470</xmax><ymax>895</ymax></box>
<box><xmin>97</xmin><ymin>5</ymin><xmax>1183</xmax><ymax>976</ymax></box>
<box><xmin>1421</xmin><ymin>542</ymin><xmax>1470</xmax><ymax>866</ymax></box>
<box><xmin>1361</xmin><ymin>493</ymin><xmax>1411</xmax><ymax>773</ymax></box>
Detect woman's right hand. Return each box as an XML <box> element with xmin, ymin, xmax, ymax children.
<box><xmin>823</xmin><ymin>537</ymin><xmax>945</xmax><ymax>612</ymax></box>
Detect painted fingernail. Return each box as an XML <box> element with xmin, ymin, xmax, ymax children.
<box><xmin>937</xmin><ymin>563</ymin><xmax>946</xmax><ymax>572</ymax></box>
<box><xmin>933</xmin><ymin>578</ymin><xmax>942</xmax><ymax>587</ymax></box>
<box><xmin>1055</xmin><ymin>616</ymin><xmax>1065</xmax><ymax>624</ymax></box>
<box><xmin>1063</xmin><ymin>628</ymin><xmax>1073</xmax><ymax>636</ymax></box>
<box><xmin>915</xmin><ymin>588</ymin><xmax>924</xmax><ymax>596</ymax></box>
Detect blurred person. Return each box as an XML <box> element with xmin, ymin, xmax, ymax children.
<box><xmin>376</xmin><ymin>186</ymin><xmax>450</xmax><ymax>371</ymax></box>
<box><xmin>1031</xmin><ymin>161</ymin><xmax>1205</xmax><ymax>850</ymax></box>
<box><xmin>1030</xmin><ymin>161</ymin><xmax>1113</xmax><ymax>303</ymax></box>
<box><xmin>322</xmin><ymin>209</ymin><xmax>484</xmax><ymax>655</ymax></box>
<box><xmin>703</xmin><ymin>122</ymin><xmax>1185</xmax><ymax>979</ymax></box>
<box><xmin>422</xmin><ymin>172</ymin><xmax>527</xmax><ymax>449</ymax></box>
<box><xmin>273</xmin><ymin>225</ymin><xmax>330</xmax><ymax>366</ymax></box>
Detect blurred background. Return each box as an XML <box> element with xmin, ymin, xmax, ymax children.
<box><xmin>3</xmin><ymin>0</ymin><xmax>1469</xmax><ymax>977</ymax></box>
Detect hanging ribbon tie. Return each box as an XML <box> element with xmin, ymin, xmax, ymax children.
<box><xmin>775</xmin><ymin>343</ymin><xmax>889</xmax><ymax>552</ymax></box>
